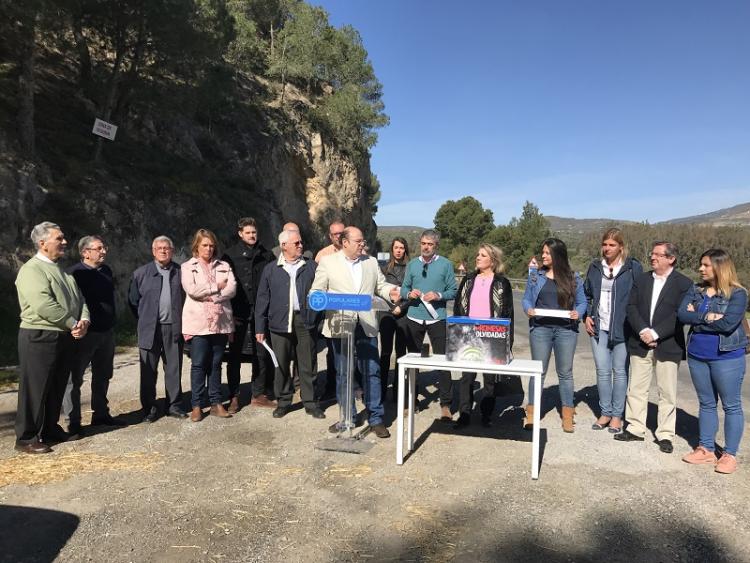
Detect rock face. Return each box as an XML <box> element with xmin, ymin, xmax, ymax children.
<box><xmin>0</xmin><ymin>72</ymin><xmax>378</xmax><ymax>361</ymax></box>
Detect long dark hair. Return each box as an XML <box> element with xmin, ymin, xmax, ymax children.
<box><xmin>540</xmin><ymin>237</ymin><xmax>575</xmax><ymax>309</ymax></box>
<box><xmin>386</xmin><ymin>237</ymin><xmax>410</xmax><ymax>273</ymax></box>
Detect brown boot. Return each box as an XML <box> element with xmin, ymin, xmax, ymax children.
<box><xmin>227</xmin><ymin>396</ymin><xmax>240</xmax><ymax>415</ymax></box>
<box><xmin>190</xmin><ymin>407</ymin><xmax>203</xmax><ymax>423</ymax></box>
<box><xmin>523</xmin><ymin>405</ymin><xmax>534</xmax><ymax>430</ymax></box>
<box><xmin>562</xmin><ymin>406</ymin><xmax>576</xmax><ymax>433</ymax></box>
<box><xmin>210</xmin><ymin>403</ymin><xmax>232</xmax><ymax>418</ymax></box>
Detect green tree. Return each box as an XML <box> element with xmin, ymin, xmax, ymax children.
<box><xmin>487</xmin><ymin>201</ymin><xmax>550</xmax><ymax>278</ymax></box>
<box><xmin>433</xmin><ymin>196</ymin><xmax>494</xmax><ymax>254</ymax></box>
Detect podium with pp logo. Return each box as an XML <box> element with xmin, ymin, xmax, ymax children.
<box><xmin>308</xmin><ymin>291</ymin><xmax>385</xmax><ymax>453</ymax></box>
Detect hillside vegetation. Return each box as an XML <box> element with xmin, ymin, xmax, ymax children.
<box><xmin>0</xmin><ymin>0</ymin><xmax>388</xmax><ymax>364</ymax></box>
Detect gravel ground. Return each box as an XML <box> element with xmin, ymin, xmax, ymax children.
<box><xmin>1</xmin><ymin>310</ymin><xmax>749</xmax><ymax>563</ymax></box>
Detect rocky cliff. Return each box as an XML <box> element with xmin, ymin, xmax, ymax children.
<box><xmin>0</xmin><ymin>56</ymin><xmax>378</xmax><ymax>362</ymax></box>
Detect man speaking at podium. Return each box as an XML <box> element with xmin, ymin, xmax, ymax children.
<box><xmin>310</xmin><ymin>226</ymin><xmax>400</xmax><ymax>438</ymax></box>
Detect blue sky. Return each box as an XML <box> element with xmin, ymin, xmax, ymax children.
<box><xmin>313</xmin><ymin>1</ymin><xmax>750</xmax><ymax>227</ymax></box>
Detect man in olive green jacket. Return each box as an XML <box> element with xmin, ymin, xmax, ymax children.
<box><xmin>14</xmin><ymin>221</ymin><xmax>90</xmax><ymax>454</ymax></box>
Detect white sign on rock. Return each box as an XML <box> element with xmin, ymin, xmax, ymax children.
<box><xmin>92</xmin><ymin>118</ymin><xmax>117</xmax><ymax>141</ymax></box>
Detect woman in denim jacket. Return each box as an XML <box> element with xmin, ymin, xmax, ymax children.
<box><xmin>584</xmin><ymin>228</ymin><xmax>643</xmax><ymax>434</ymax></box>
<box><xmin>678</xmin><ymin>248</ymin><xmax>747</xmax><ymax>474</ymax></box>
<box><xmin>522</xmin><ymin>238</ymin><xmax>587</xmax><ymax>433</ymax></box>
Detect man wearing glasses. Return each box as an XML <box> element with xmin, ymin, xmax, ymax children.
<box><xmin>128</xmin><ymin>236</ymin><xmax>187</xmax><ymax>422</ymax></box>
<box><xmin>310</xmin><ymin>226</ymin><xmax>400</xmax><ymax>438</ymax></box>
<box><xmin>315</xmin><ymin>220</ymin><xmax>345</xmax><ymax>263</ymax></box>
<box><xmin>315</xmin><ymin>220</ymin><xmax>346</xmax><ymax>399</ymax></box>
<box><xmin>615</xmin><ymin>241</ymin><xmax>692</xmax><ymax>453</ymax></box>
<box><xmin>255</xmin><ymin>229</ymin><xmax>323</xmax><ymax>420</ymax></box>
<box><xmin>400</xmin><ymin>229</ymin><xmax>458</xmax><ymax>421</ymax></box>
<box><xmin>63</xmin><ymin>236</ymin><xmax>124</xmax><ymax>437</ymax></box>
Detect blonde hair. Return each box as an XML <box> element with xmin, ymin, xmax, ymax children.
<box><xmin>601</xmin><ymin>227</ymin><xmax>628</xmax><ymax>261</ymax></box>
<box><xmin>190</xmin><ymin>228</ymin><xmax>219</xmax><ymax>259</ymax></box>
<box><xmin>700</xmin><ymin>248</ymin><xmax>745</xmax><ymax>297</ymax></box>
<box><xmin>477</xmin><ymin>243</ymin><xmax>505</xmax><ymax>275</ymax></box>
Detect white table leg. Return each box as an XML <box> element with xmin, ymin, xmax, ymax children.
<box><xmin>407</xmin><ymin>368</ymin><xmax>416</xmax><ymax>452</ymax></box>
<box><xmin>531</xmin><ymin>371</ymin><xmax>541</xmax><ymax>479</ymax></box>
<box><xmin>397</xmin><ymin>363</ymin><xmax>405</xmax><ymax>465</ymax></box>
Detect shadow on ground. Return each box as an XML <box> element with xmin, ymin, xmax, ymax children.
<box><xmin>0</xmin><ymin>505</ymin><xmax>79</xmax><ymax>563</ymax></box>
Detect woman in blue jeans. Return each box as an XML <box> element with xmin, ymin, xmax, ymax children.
<box><xmin>523</xmin><ymin>238</ymin><xmax>587</xmax><ymax>432</ymax></box>
<box><xmin>583</xmin><ymin>228</ymin><xmax>642</xmax><ymax>434</ymax></box>
<box><xmin>678</xmin><ymin>248</ymin><xmax>747</xmax><ymax>474</ymax></box>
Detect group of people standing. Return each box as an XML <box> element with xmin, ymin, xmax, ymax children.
<box><xmin>12</xmin><ymin>220</ymin><xmax>748</xmax><ymax>474</ymax></box>
<box><xmin>515</xmin><ymin>229</ymin><xmax>746</xmax><ymax>474</ymax></box>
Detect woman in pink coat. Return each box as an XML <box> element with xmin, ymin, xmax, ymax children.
<box><xmin>182</xmin><ymin>229</ymin><xmax>237</xmax><ymax>422</ymax></box>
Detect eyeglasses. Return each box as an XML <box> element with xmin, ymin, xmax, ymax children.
<box><xmin>650</xmin><ymin>252</ymin><xmax>668</xmax><ymax>258</ymax></box>
<box><xmin>348</xmin><ymin>239</ymin><xmax>366</xmax><ymax>246</ymax></box>
<box><xmin>86</xmin><ymin>246</ymin><xmax>107</xmax><ymax>253</ymax></box>
<box><xmin>604</xmin><ymin>266</ymin><xmax>614</xmax><ymax>280</ymax></box>
<box><xmin>284</xmin><ymin>241</ymin><xmax>303</xmax><ymax>246</ymax></box>
<box><xmin>422</xmin><ymin>263</ymin><xmax>429</xmax><ymax>278</ymax></box>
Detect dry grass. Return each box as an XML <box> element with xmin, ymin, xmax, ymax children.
<box><xmin>0</xmin><ymin>451</ymin><xmax>163</xmax><ymax>488</ymax></box>
<box><xmin>323</xmin><ymin>463</ymin><xmax>373</xmax><ymax>479</ymax></box>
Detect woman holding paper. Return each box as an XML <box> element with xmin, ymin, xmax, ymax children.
<box><xmin>522</xmin><ymin>238</ymin><xmax>587</xmax><ymax>432</ymax></box>
<box><xmin>182</xmin><ymin>229</ymin><xmax>237</xmax><ymax>422</ymax></box>
<box><xmin>583</xmin><ymin>228</ymin><xmax>643</xmax><ymax>434</ymax></box>
<box><xmin>454</xmin><ymin>243</ymin><xmax>514</xmax><ymax>427</ymax></box>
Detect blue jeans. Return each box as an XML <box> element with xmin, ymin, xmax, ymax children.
<box><xmin>528</xmin><ymin>325</ymin><xmax>578</xmax><ymax>407</ymax></box>
<box><xmin>332</xmin><ymin>324</ymin><xmax>383</xmax><ymax>426</ymax></box>
<box><xmin>688</xmin><ymin>355</ymin><xmax>745</xmax><ymax>455</ymax></box>
<box><xmin>590</xmin><ymin>331</ymin><xmax>629</xmax><ymax>417</ymax></box>
<box><xmin>190</xmin><ymin>334</ymin><xmax>228</xmax><ymax>408</ymax></box>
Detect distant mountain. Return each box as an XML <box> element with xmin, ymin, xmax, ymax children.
<box><xmin>545</xmin><ymin>216</ymin><xmax>638</xmax><ymax>236</ymax></box>
<box><xmin>660</xmin><ymin>202</ymin><xmax>750</xmax><ymax>226</ymax></box>
<box><xmin>545</xmin><ymin>201</ymin><xmax>750</xmax><ymax>240</ymax></box>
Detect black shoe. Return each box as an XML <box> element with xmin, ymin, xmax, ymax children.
<box><xmin>167</xmin><ymin>408</ymin><xmax>188</xmax><ymax>419</ymax></box>
<box><xmin>272</xmin><ymin>406</ymin><xmax>290</xmax><ymax>419</ymax></box>
<box><xmin>371</xmin><ymin>424</ymin><xmax>390</xmax><ymax>438</ymax></box>
<box><xmin>91</xmin><ymin>414</ymin><xmax>127</xmax><ymax>426</ymax></box>
<box><xmin>143</xmin><ymin>406</ymin><xmax>159</xmax><ymax>423</ymax></box>
<box><xmin>656</xmin><ymin>439</ymin><xmax>674</xmax><ymax>454</ymax></box>
<box><xmin>453</xmin><ymin>412</ymin><xmax>470</xmax><ymax>429</ymax></box>
<box><xmin>613</xmin><ymin>429</ymin><xmax>645</xmax><ymax>442</ymax></box>
<box><xmin>42</xmin><ymin>425</ymin><xmax>70</xmax><ymax>444</ymax></box>
<box><xmin>305</xmin><ymin>406</ymin><xmax>326</xmax><ymax>419</ymax></box>
<box><xmin>68</xmin><ymin>422</ymin><xmax>83</xmax><ymax>437</ymax></box>
<box><xmin>480</xmin><ymin>416</ymin><xmax>492</xmax><ymax>428</ymax></box>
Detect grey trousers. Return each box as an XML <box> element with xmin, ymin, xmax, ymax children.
<box><xmin>139</xmin><ymin>323</ymin><xmax>184</xmax><ymax>411</ymax></box>
<box><xmin>63</xmin><ymin>329</ymin><xmax>115</xmax><ymax>424</ymax></box>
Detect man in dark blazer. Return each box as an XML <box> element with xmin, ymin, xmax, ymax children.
<box><xmin>128</xmin><ymin>236</ymin><xmax>187</xmax><ymax>422</ymax></box>
<box><xmin>615</xmin><ymin>241</ymin><xmax>692</xmax><ymax>453</ymax></box>
<box><xmin>222</xmin><ymin>217</ymin><xmax>276</xmax><ymax>413</ymax></box>
<box><xmin>255</xmin><ymin>228</ymin><xmax>323</xmax><ymax>420</ymax></box>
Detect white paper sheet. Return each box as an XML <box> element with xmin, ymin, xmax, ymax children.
<box><xmin>261</xmin><ymin>340</ymin><xmax>280</xmax><ymax>367</ymax></box>
<box><xmin>421</xmin><ymin>297</ymin><xmax>439</xmax><ymax>320</ymax></box>
<box><xmin>533</xmin><ymin>308</ymin><xmax>572</xmax><ymax>319</ymax></box>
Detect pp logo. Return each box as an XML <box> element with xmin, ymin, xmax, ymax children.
<box><xmin>308</xmin><ymin>291</ymin><xmax>328</xmax><ymax>311</ymax></box>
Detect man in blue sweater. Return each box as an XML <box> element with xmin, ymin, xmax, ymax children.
<box><xmin>400</xmin><ymin>229</ymin><xmax>458</xmax><ymax>420</ymax></box>
<box><xmin>64</xmin><ymin>235</ymin><xmax>124</xmax><ymax>437</ymax></box>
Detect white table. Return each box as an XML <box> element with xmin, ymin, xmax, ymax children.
<box><xmin>396</xmin><ymin>353</ymin><xmax>544</xmax><ymax>479</ymax></box>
